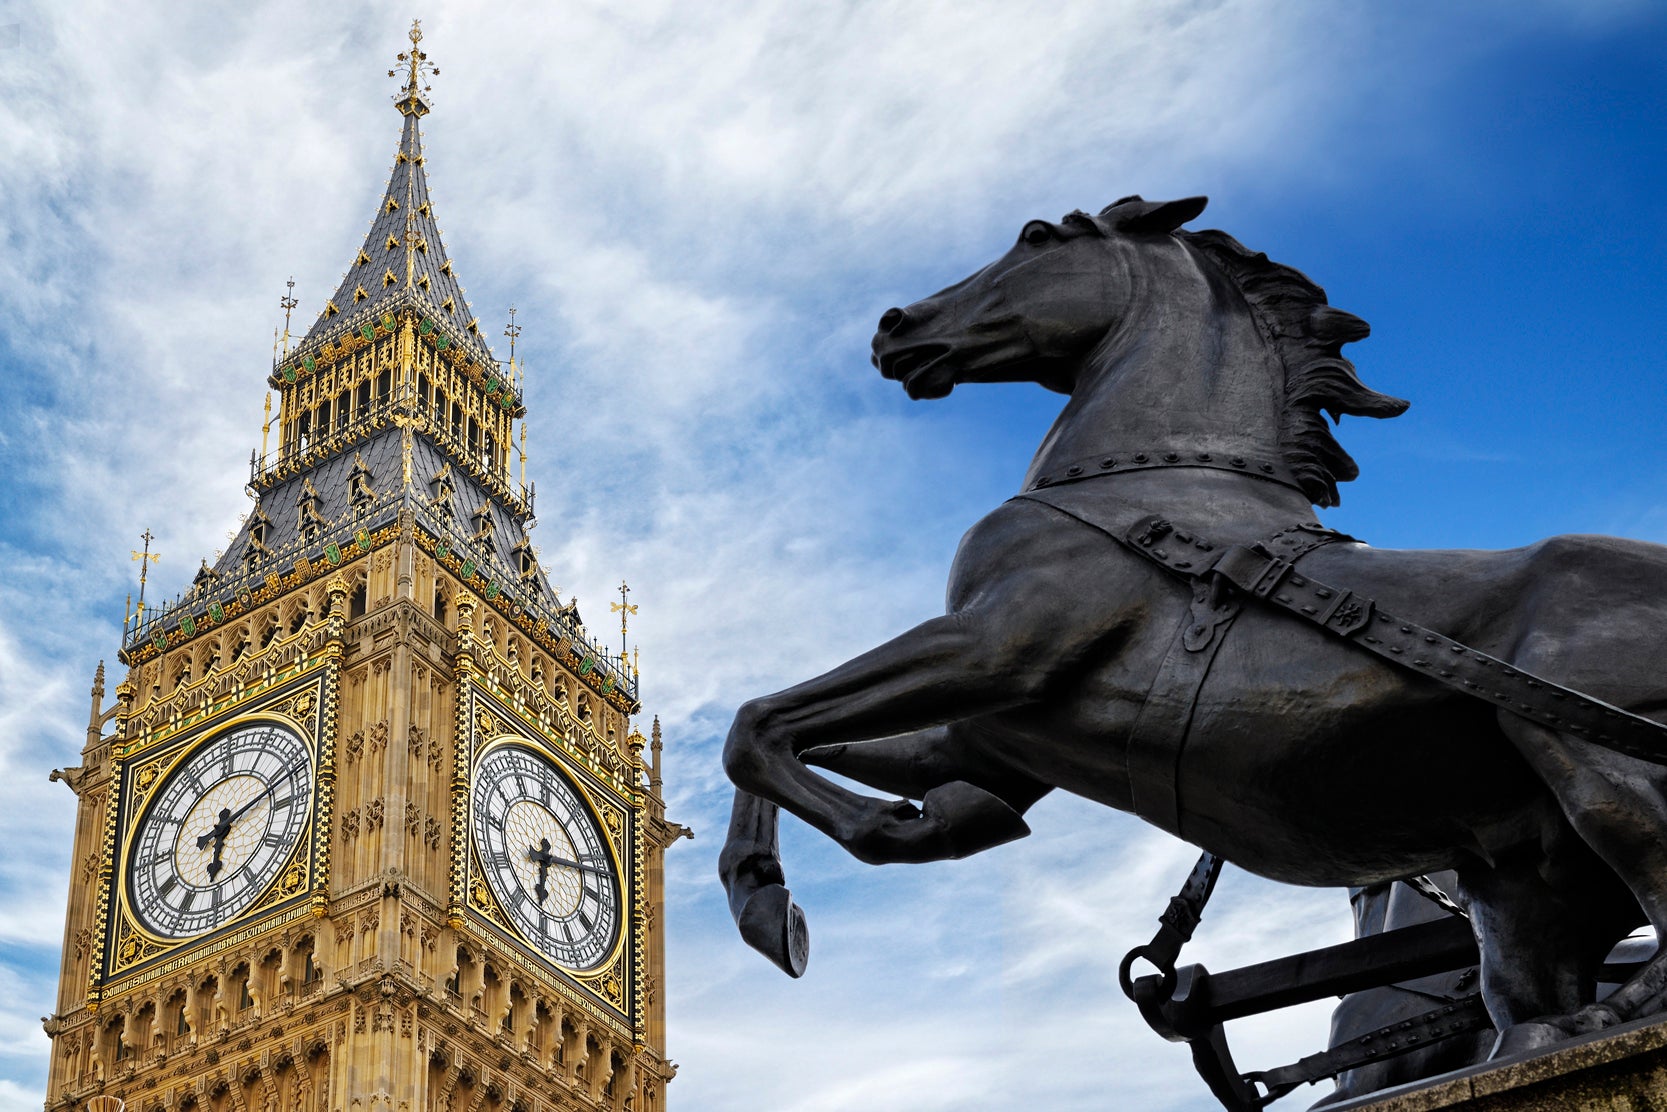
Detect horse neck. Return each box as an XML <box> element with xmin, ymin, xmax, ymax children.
<box><xmin>1026</xmin><ymin>245</ymin><xmax>1289</xmax><ymax>482</ymax></box>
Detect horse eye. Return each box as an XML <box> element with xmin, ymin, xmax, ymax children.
<box><xmin>1021</xmin><ymin>221</ymin><xmax>1053</xmax><ymax>246</ymax></box>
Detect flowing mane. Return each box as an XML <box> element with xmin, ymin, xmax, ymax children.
<box><xmin>1181</xmin><ymin>229</ymin><xmax>1409</xmax><ymax>507</ymax></box>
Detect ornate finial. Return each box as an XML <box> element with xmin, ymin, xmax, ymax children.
<box><xmin>260</xmin><ymin>391</ymin><xmax>273</xmax><ymax>466</ymax></box>
<box><xmin>390</xmin><ymin>20</ymin><xmax>439</xmax><ymax>117</ymax></box>
<box><xmin>130</xmin><ymin>529</ymin><xmax>159</xmax><ymax>631</ymax></box>
<box><xmin>279</xmin><ymin>277</ymin><xmax>298</xmax><ymax>357</ymax></box>
<box><xmin>610</xmin><ymin>581</ymin><xmax>637</xmax><ymax>657</ymax></box>
<box><xmin>518</xmin><ymin>421</ymin><xmax>528</xmax><ymax>489</ymax></box>
<box><xmin>504</xmin><ymin>306</ymin><xmax>521</xmax><ymax>362</ymax></box>
<box><xmin>650</xmin><ymin>715</ymin><xmax>663</xmax><ymax>791</ymax></box>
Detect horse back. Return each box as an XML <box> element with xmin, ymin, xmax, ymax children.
<box><xmin>1170</xmin><ymin>533</ymin><xmax>1667</xmax><ymax>884</ymax></box>
<box><xmin>1299</xmin><ymin>533</ymin><xmax>1667</xmax><ymax>704</ymax></box>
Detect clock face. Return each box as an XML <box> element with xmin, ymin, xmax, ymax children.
<box><xmin>472</xmin><ymin>742</ymin><xmax>621</xmax><ymax>970</ymax></box>
<box><xmin>126</xmin><ymin>721</ymin><xmax>314</xmax><ymax>940</ymax></box>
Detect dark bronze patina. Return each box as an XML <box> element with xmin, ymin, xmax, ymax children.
<box><xmin>718</xmin><ymin>196</ymin><xmax>1667</xmax><ymax>1100</ymax></box>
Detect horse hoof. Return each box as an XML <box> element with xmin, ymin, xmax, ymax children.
<box><xmin>1571</xmin><ymin>1002</ymin><xmax>1625</xmax><ymax>1033</ymax></box>
<box><xmin>1490</xmin><ymin>1021</ymin><xmax>1567</xmax><ymax>1060</ymax></box>
<box><xmin>737</xmin><ymin>883</ymin><xmax>809</xmax><ymax>978</ymax></box>
<box><xmin>922</xmin><ymin>781</ymin><xmax>1032</xmax><ymax>858</ymax></box>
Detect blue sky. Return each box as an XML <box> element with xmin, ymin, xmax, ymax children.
<box><xmin>1</xmin><ymin>3</ymin><xmax>1665</xmax><ymax>1110</ymax></box>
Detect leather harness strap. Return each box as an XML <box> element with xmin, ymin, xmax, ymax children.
<box><xmin>1123</xmin><ymin>513</ymin><xmax>1667</xmax><ymax>765</ymax></box>
<box><xmin>1121</xmin><ymin>522</ymin><xmax>1350</xmax><ymax>836</ymax></box>
<box><xmin>1018</xmin><ymin>491</ymin><xmax>1356</xmax><ymax>833</ymax></box>
<box><xmin>1124</xmin><ymin>590</ymin><xmax>1238</xmax><ymax>837</ymax></box>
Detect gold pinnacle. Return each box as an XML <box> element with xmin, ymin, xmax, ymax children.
<box><xmin>389</xmin><ymin>19</ymin><xmax>438</xmax><ymax>115</ymax></box>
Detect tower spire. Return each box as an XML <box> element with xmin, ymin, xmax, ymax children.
<box><xmin>294</xmin><ymin>22</ymin><xmax>492</xmax><ymax>369</ymax></box>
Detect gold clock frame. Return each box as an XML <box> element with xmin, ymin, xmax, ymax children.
<box><xmin>453</xmin><ymin>676</ymin><xmax>642</xmax><ymax>1029</ymax></box>
<box><xmin>92</xmin><ymin>670</ymin><xmax>336</xmax><ymax>1002</ymax></box>
<box><xmin>467</xmin><ymin>734</ymin><xmax>629</xmax><ymax>975</ymax></box>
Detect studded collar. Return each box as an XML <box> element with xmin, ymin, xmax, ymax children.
<box><xmin>1025</xmin><ymin>447</ymin><xmax>1304</xmax><ymax>495</ymax></box>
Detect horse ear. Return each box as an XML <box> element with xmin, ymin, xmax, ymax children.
<box><xmin>1108</xmin><ymin>196</ymin><xmax>1209</xmax><ymax>234</ymax></box>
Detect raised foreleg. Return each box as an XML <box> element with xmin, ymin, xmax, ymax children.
<box><xmin>722</xmin><ymin>608</ymin><xmax>1063</xmax><ymax>864</ymax></box>
<box><xmin>718</xmin><ymin>791</ymin><xmax>810</xmax><ymax>975</ymax></box>
<box><xmin>719</xmin><ymin>498</ymin><xmax>1137</xmax><ymax>974</ymax></box>
<box><xmin>721</xmin><ymin>725</ymin><xmax>1050</xmax><ymax>975</ymax></box>
<box><xmin>802</xmin><ymin>724</ymin><xmax>1051</xmax><ymax>812</ymax></box>
<box><xmin>720</xmin><ymin>726</ymin><xmax>1052</xmax><ymax>976</ymax></box>
<box><xmin>718</xmin><ymin>616</ymin><xmax>1042</xmax><ymax>979</ymax></box>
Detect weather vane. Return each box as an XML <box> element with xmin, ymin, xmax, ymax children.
<box><xmin>504</xmin><ymin>306</ymin><xmax>522</xmax><ymax>362</ymax></box>
<box><xmin>279</xmin><ymin>276</ymin><xmax>298</xmax><ymax>357</ymax></box>
<box><xmin>610</xmin><ymin>581</ymin><xmax>637</xmax><ymax>657</ymax></box>
<box><xmin>128</xmin><ymin>528</ymin><xmax>160</xmax><ymax>631</ymax></box>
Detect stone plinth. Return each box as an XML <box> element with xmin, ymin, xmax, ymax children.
<box><xmin>1327</xmin><ymin>1015</ymin><xmax>1667</xmax><ymax>1111</ymax></box>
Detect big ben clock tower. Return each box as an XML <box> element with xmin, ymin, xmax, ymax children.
<box><xmin>43</xmin><ymin>23</ymin><xmax>685</xmax><ymax>1112</ymax></box>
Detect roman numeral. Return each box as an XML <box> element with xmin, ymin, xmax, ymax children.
<box><xmin>263</xmin><ymin>833</ymin><xmax>285</xmax><ymax>847</ymax></box>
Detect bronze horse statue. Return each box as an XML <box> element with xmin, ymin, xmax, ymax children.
<box><xmin>718</xmin><ymin>195</ymin><xmax>1667</xmax><ymax>1064</ymax></box>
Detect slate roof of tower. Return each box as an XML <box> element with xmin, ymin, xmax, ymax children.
<box><xmin>206</xmin><ymin>426</ymin><xmax>571</xmax><ymax>620</ymax></box>
<box><xmin>299</xmin><ymin>107</ymin><xmax>495</xmax><ymax>368</ymax></box>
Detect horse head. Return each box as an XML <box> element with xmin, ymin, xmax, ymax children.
<box><xmin>871</xmin><ymin>195</ymin><xmax>1409</xmax><ymax>508</ymax></box>
<box><xmin>871</xmin><ymin>196</ymin><xmax>1209</xmax><ymax>400</ymax></box>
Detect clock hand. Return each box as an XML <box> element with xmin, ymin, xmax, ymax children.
<box><xmin>224</xmin><ymin>759</ymin><xmax>307</xmax><ymax>826</ymax></box>
<box><xmin>199</xmin><ymin>807</ymin><xmax>233</xmax><ymax>879</ymax></box>
<box><xmin>527</xmin><ymin>838</ymin><xmax>610</xmax><ymax>883</ymax></box>
<box><xmin>196</xmin><ymin>807</ymin><xmax>232</xmax><ymax>852</ymax></box>
<box><xmin>193</xmin><ymin>761</ymin><xmax>306</xmax><ymax>879</ymax></box>
<box><xmin>549</xmin><ymin>856</ymin><xmax>610</xmax><ymax>877</ymax></box>
<box><xmin>529</xmin><ymin>838</ymin><xmax>554</xmax><ymax>903</ymax></box>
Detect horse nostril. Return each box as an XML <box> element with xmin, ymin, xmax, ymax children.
<box><xmin>878</xmin><ymin>307</ymin><xmax>906</xmax><ymax>334</ymax></box>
